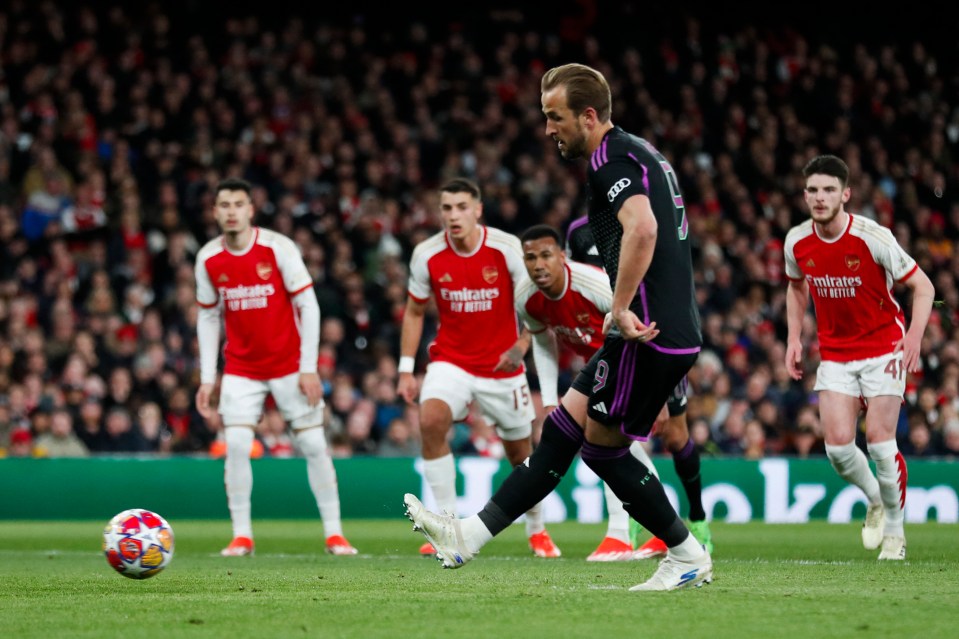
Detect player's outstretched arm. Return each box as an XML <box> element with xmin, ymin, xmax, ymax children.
<box><xmin>785</xmin><ymin>278</ymin><xmax>809</xmax><ymax>380</ymax></box>
<box><xmin>898</xmin><ymin>267</ymin><xmax>935</xmax><ymax>373</ymax></box>
<box><xmin>397</xmin><ymin>296</ymin><xmax>427</xmax><ymax>404</ymax></box>
<box><xmin>195</xmin><ymin>303</ymin><xmax>222</xmax><ymax>418</ymax></box>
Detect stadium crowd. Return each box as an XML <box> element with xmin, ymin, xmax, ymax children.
<box><xmin>1</xmin><ymin>2</ymin><xmax>958</xmax><ymax>460</ymax></box>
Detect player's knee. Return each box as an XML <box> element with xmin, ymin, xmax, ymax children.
<box><xmin>660</xmin><ymin>420</ymin><xmax>689</xmax><ymax>453</ymax></box>
<box><xmin>866</xmin><ymin>438</ymin><xmax>898</xmax><ymax>462</ymax></box>
<box><xmin>825</xmin><ymin>440</ymin><xmax>859</xmax><ymax>466</ymax></box>
<box><xmin>420</xmin><ymin>416</ymin><xmax>450</xmax><ymax>443</ymax></box>
<box><xmin>224</xmin><ymin>427</ymin><xmax>255</xmax><ymax>458</ymax></box>
<box><xmin>295</xmin><ymin>428</ymin><xmax>328</xmax><ymax>458</ymax></box>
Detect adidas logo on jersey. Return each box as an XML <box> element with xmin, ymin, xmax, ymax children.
<box><xmin>217</xmin><ymin>274</ymin><xmax>229</xmax><ymax>283</ymax></box>
<box><xmin>587</xmin><ymin>246</ymin><xmax>599</xmax><ymax>255</ymax></box>
<box><xmin>592</xmin><ymin>402</ymin><xmax>608</xmax><ymax>414</ymax></box>
<box><xmin>806</xmin><ymin>259</ymin><xmax>815</xmax><ymax>268</ymax></box>
<box><xmin>439</xmin><ymin>273</ymin><xmax>453</xmax><ymax>283</ymax></box>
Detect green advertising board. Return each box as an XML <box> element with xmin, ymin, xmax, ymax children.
<box><xmin>1</xmin><ymin>456</ymin><xmax>956</xmax><ymax>523</ymax></box>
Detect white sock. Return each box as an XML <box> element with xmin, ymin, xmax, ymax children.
<box><xmin>867</xmin><ymin>439</ymin><xmax>906</xmax><ymax>537</ymax></box>
<box><xmin>423</xmin><ymin>453</ymin><xmax>458</xmax><ymax>515</ymax></box>
<box><xmin>668</xmin><ymin>530</ymin><xmax>707</xmax><ymax>561</ymax></box>
<box><xmin>296</xmin><ymin>428</ymin><xmax>343</xmax><ymax>538</ymax></box>
<box><xmin>630</xmin><ymin>440</ymin><xmax>659</xmax><ymax>478</ymax></box>
<box><xmin>603</xmin><ymin>483</ymin><xmax>630</xmax><ymax>543</ymax></box>
<box><xmin>460</xmin><ymin>514</ymin><xmax>494</xmax><ymax>554</ymax></box>
<box><xmin>224</xmin><ymin>427</ymin><xmax>255</xmax><ymax>539</ymax></box>
<box><xmin>826</xmin><ymin>441</ymin><xmax>881</xmax><ymax>504</ymax></box>
<box><xmin>524</xmin><ymin>500</ymin><xmax>545</xmax><ymax>537</ymax></box>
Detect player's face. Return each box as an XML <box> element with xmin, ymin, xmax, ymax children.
<box><xmin>214</xmin><ymin>189</ymin><xmax>255</xmax><ymax>235</ymax></box>
<box><xmin>523</xmin><ymin>236</ymin><xmax>566</xmax><ymax>296</ymax></box>
<box><xmin>542</xmin><ymin>86</ymin><xmax>588</xmax><ymax>160</ymax></box>
<box><xmin>440</xmin><ymin>191</ymin><xmax>481</xmax><ymax>241</ymax></box>
<box><xmin>803</xmin><ymin>174</ymin><xmax>850</xmax><ymax>225</ymax></box>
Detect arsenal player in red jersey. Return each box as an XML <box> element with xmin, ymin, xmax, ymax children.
<box><xmin>195</xmin><ymin>178</ymin><xmax>356</xmax><ymax>557</ymax></box>
<box><xmin>396</xmin><ymin>177</ymin><xmax>560</xmax><ymax>559</ymax></box>
<box><xmin>785</xmin><ymin>155</ymin><xmax>934</xmax><ymax>560</ymax></box>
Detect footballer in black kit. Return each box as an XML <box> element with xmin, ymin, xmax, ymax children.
<box><xmin>574</xmin><ymin>127</ymin><xmax>701</xmax><ymax>437</ymax></box>
<box><xmin>566</xmin><ymin>215</ymin><xmax>691</xmax><ymax>422</ymax></box>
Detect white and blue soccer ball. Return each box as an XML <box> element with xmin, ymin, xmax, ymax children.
<box><xmin>103</xmin><ymin>508</ymin><xmax>175</xmax><ymax>579</ymax></box>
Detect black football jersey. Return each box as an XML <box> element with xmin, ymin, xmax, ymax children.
<box><xmin>585</xmin><ymin>127</ymin><xmax>701</xmax><ymax>351</ymax></box>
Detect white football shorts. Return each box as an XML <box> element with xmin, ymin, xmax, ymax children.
<box><xmin>219</xmin><ymin>372</ymin><xmax>324</xmax><ymax>429</ymax></box>
<box><xmin>814</xmin><ymin>351</ymin><xmax>906</xmax><ymax>399</ymax></box>
<box><xmin>419</xmin><ymin>361</ymin><xmax>534</xmax><ymax>441</ymax></box>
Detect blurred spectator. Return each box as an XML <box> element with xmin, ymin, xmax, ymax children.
<box><xmin>137</xmin><ymin>401</ymin><xmax>172</xmax><ymax>454</ymax></box>
<box><xmin>260</xmin><ymin>408</ymin><xmax>295</xmax><ymax>458</ymax></box>
<box><xmin>7</xmin><ymin>428</ymin><xmax>37</xmax><ymax>458</ymax></box>
<box><xmin>34</xmin><ymin>408</ymin><xmax>90</xmax><ymax>457</ymax></box>
<box><xmin>100</xmin><ymin>406</ymin><xmax>151</xmax><ymax>453</ymax></box>
<box><xmin>377</xmin><ymin>416</ymin><xmax>420</xmax><ymax>457</ymax></box>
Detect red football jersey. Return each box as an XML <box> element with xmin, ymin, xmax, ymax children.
<box><xmin>196</xmin><ymin>228</ymin><xmax>314</xmax><ymax>380</ymax></box>
<box><xmin>784</xmin><ymin>214</ymin><xmax>918</xmax><ymax>362</ymax></box>
<box><xmin>408</xmin><ymin>226</ymin><xmax>526</xmax><ymax>378</ymax></box>
<box><xmin>515</xmin><ymin>261</ymin><xmax>611</xmax><ymax>359</ymax></box>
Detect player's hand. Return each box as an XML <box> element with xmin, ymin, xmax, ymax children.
<box><xmin>195</xmin><ymin>383</ymin><xmax>215</xmax><ymax>419</ymax></box>
<box><xmin>894</xmin><ymin>333</ymin><xmax>923</xmax><ymax>374</ymax></box>
<box><xmin>611</xmin><ymin>308</ymin><xmax>659</xmax><ymax>342</ymax></box>
<box><xmin>397</xmin><ymin>373</ymin><xmax>418</xmax><ymax>404</ymax></box>
<box><xmin>785</xmin><ymin>341</ymin><xmax>803</xmax><ymax>380</ymax></box>
<box><xmin>298</xmin><ymin>372</ymin><xmax>323</xmax><ymax>408</ymax></box>
<box><xmin>602</xmin><ymin>312</ymin><xmax>613</xmax><ymax>335</ymax></box>
<box><xmin>493</xmin><ymin>344</ymin><xmax>525</xmax><ymax>373</ymax></box>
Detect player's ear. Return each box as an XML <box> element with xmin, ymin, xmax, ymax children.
<box><xmin>841</xmin><ymin>187</ymin><xmax>851</xmax><ymax>203</ymax></box>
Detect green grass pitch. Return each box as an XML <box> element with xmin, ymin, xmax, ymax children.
<box><xmin>1</xmin><ymin>519</ymin><xmax>957</xmax><ymax>638</ymax></box>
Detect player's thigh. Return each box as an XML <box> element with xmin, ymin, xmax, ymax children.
<box><xmin>419</xmin><ymin>361</ymin><xmax>473</xmax><ymax>421</ymax></box>
<box><xmin>267</xmin><ymin>372</ymin><xmax>324</xmax><ymax>429</ymax></box>
<box><xmin>817</xmin><ymin>390</ymin><xmax>862</xmax><ymax>445</ymax></box>
<box><xmin>560</xmin><ymin>386</ymin><xmax>589</xmax><ymax>427</ymax></box>
<box><xmin>858</xmin><ymin>352</ymin><xmax>906</xmax><ymax>441</ymax></box>
<box><xmin>219</xmin><ymin>374</ymin><xmax>270</xmax><ymax>426</ymax></box>
<box><xmin>474</xmin><ymin>374</ymin><xmax>535</xmax><ymax>442</ymax></box>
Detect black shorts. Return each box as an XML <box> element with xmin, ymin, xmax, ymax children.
<box><xmin>573</xmin><ymin>337</ymin><xmax>697</xmax><ymax>439</ymax></box>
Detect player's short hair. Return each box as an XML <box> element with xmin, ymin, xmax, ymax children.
<box><xmin>215</xmin><ymin>177</ymin><xmax>253</xmax><ymax>199</ymax></box>
<box><xmin>541</xmin><ymin>63</ymin><xmax>611</xmax><ymax>123</ymax></box>
<box><xmin>520</xmin><ymin>224</ymin><xmax>564</xmax><ymax>249</ymax></box>
<box><xmin>802</xmin><ymin>155</ymin><xmax>850</xmax><ymax>187</ymax></box>
<box><xmin>440</xmin><ymin>177</ymin><xmax>481</xmax><ymax>201</ymax></box>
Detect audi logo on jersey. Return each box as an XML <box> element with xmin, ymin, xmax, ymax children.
<box><xmin>607</xmin><ymin>178</ymin><xmax>631</xmax><ymax>202</ymax></box>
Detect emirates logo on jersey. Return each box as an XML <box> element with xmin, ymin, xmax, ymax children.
<box><xmin>482</xmin><ymin>266</ymin><xmax>498</xmax><ymax>284</ymax></box>
<box><xmin>845</xmin><ymin>255</ymin><xmax>861</xmax><ymax>271</ymax></box>
<box><xmin>256</xmin><ymin>262</ymin><xmax>273</xmax><ymax>280</ymax></box>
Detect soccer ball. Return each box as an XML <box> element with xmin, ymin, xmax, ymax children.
<box><xmin>102</xmin><ymin>508</ymin><xmax>175</xmax><ymax>579</ymax></box>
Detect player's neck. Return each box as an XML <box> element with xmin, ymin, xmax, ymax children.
<box><xmin>449</xmin><ymin>226</ymin><xmax>483</xmax><ymax>254</ymax></box>
<box><xmin>814</xmin><ymin>210</ymin><xmax>848</xmax><ymax>240</ymax></box>
<box><xmin>586</xmin><ymin>121</ymin><xmax>615</xmax><ymax>156</ymax></box>
<box><xmin>224</xmin><ymin>226</ymin><xmax>255</xmax><ymax>251</ymax></box>
<box><xmin>544</xmin><ymin>268</ymin><xmax>567</xmax><ymax>299</ymax></box>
